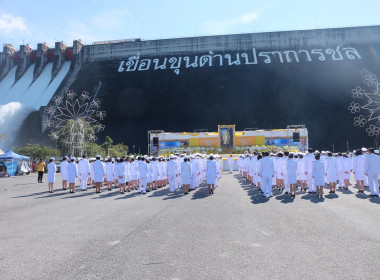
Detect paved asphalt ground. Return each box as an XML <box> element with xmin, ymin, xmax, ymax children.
<box><xmin>1</xmin><ymin>172</ymin><xmax>380</xmax><ymax>280</ymax></box>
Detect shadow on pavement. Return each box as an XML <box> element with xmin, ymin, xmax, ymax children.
<box><xmin>300</xmin><ymin>193</ymin><xmax>325</xmax><ymax>203</ymax></box>
<box><xmin>92</xmin><ymin>190</ymin><xmax>121</xmax><ymax>199</ymax></box>
<box><xmin>114</xmin><ymin>191</ymin><xmax>140</xmax><ymax>200</ymax></box>
<box><xmin>191</xmin><ymin>186</ymin><xmax>211</xmax><ymax>200</ymax></box>
<box><xmin>275</xmin><ymin>193</ymin><xmax>295</xmax><ymax>204</ymax></box>
<box><xmin>12</xmin><ymin>188</ymin><xmax>66</xmax><ymax>198</ymax></box>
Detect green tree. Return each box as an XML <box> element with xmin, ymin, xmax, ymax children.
<box><xmin>108</xmin><ymin>143</ymin><xmax>128</xmax><ymax>158</ymax></box>
<box><xmin>14</xmin><ymin>144</ymin><xmax>60</xmax><ymax>162</ymax></box>
<box><xmin>102</xmin><ymin>136</ymin><xmax>114</xmax><ymax>156</ymax></box>
<box><xmin>84</xmin><ymin>142</ymin><xmax>106</xmax><ymax>158</ymax></box>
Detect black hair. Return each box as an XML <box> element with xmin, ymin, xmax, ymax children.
<box><xmin>257</xmin><ymin>155</ymin><xmax>262</xmax><ymax>160</ymax></box>
<box><xmin>299</xmin><ymin>154</ymin><xmax>303</xmax><ymax>159</ymax></box>
<box><xmin>289</xmin><ymin>154</ymin><xmax>294</xmax><ymax>159</ymax></box>
<box><xmin>49</xmin><ymin>159</ymin><xmax>53</xmax><ymax>162</ymax></box>
<box><xmin>284</xmin><ymin>151</ymin><xmax>289</xmax><ymax>156</ymax></box>
<box><xmin>315</xmin><ymin>153</ymin><xmax>320</xmax><ymax>160</ymax></box>
<box><xmin>369</xmin><ymin>148</ymin><xmax>374</xmax><ymax>153</ymax></box>
<box><xmin>327</xmin><ymin>152</ymin><xmax>332</xmax><ymax>157</ymax></box>
<box><xmin>355</xmin><ymin>150</ymin><xmax>362</xmax><ymax>156</ymax></box>
<box><xmin>308</xmin><ymin>148</ymin><xmax>313</xmax><ymax>153</ymax></box>
<box><xmin>82</xmin><ymin>155</ymin><xmax>86</xmax><ymax>158</ymax></box>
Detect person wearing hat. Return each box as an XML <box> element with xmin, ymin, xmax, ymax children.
<box><xmin>167</xmin><ymin>155</ymin><xmax>178</xmax><ymax>193</ymax></box>
<box><xmin>353</xmin><ymin>149</ymin><xmax>366</xmax><ymax>194</ymax></box>
<box><xmin>181</xmin><ymin>156</ymin><xmax>192</xmax><ymax>194</ymax></box>
<box><xmin>105</xmin><ymin>158</ymin><xmax>115</xmax><ymax>191</ymax></box>
<box><xmin>287</xmin><ymin>154</ymin><xmax>298</xmax><ymax>198</ymax></box>
<box><xmin>259</xmin><ymin>152</ymin><xmax>274</xmax><ymax>197</ymax></box>
<box><xmin>68</xmin><ymin>157</ymin><xmax>78</xmax><ymax>193</ymax></box>
<box><xmin>47</xmin><ymin>157</ymin><xmax>56</xmax><ymax>193</ymax></box>
<box><xmin>228</xmin><ymin>155</ymin><xmax>234</xmax><ymax>173</ymax></box>
<box><xmin>312</xmin><ymin>153</ymin><xmax>325</xmax><ymax>198</ymax></box>
<box><xmin>296</xmin><ymin>153</ymin><xmax>306</xmax><ymax>191</ymax></box>
<box><xmin>325</xmin><ymin>152</ymin><xmax>338</xmax><ymax>194</ymax></box>
<box><xmin>364</xmin><ymin>148</ymin><xmax>380</xmax><ymax>197</ymax></box>
<box><xmin>129</xmin><ymin>156</ymin><xmax>139</xmax><ymax>191</ymax></box>
<box><xmin>340</xmin><ymin>153</ymin><xmax>352</xmax><ymax>190</ymax></box>
<box><xmin>206</xmin><ymin>154</ymin><xmax>217</xmax><ymax>194</ymax></box>
<box><xmin>37</xmin><ymin>158</ymin><xmax>46</xmax><ymax>183</ymax></box>
<box><xmin>116</xmin><ymin>158</ymin><xmax>127</xmax><ymax>193</ymax></box>
<box><xmin>93</xmin><ymin>155</ymin><xmax>106</xmax><ymax>193</ymax></box>
<box><xmin>61</xmin><ymin>156</ymin><xmax>69</xmax><ymax>190</ymax></box>
<box><xmin>304</xmin><ymin>148</ymin><xmax>316</xmax><ymax>193</ymax></box>
<box><xmin>78</xmin><ymin>155</ymin><xmax>91</xmax><ymax>191</ymax></box>
<box><xmin>190</xmin><ymin>155</ymin><xmax>199</xmax><ymax>190</ymax></box>
<box><xmin>138</xmin><ymin>157</ymin><xmax>148</xmax><ymax>194</ymax></box>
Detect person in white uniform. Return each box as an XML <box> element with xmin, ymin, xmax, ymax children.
<box><xmin>138</xmin><ymin>157</ymin><xmax>148</xmax><ymax>194</ymax></box>
<box><xmin>206</xmin><ymin>154</ymin><xmax>217</xmax><ymax>194</ymax></box>
<box><xmin>312</xmin><ymin>153</ymin><xmax>325</xmax><ymax>198</ymax></box>
<box><xmin>287</xmin><ymin>154</ymin><xmax>298</xmax><ymax>198</ymax></box>
<box><xmin>296</xmin><ymin>153</ymin><xmax>306</xmax><ymax>191</ymax></box>
<box><xmin>78</xmin><ymin>155</ymin><xmax>91</xmax><ymax>191</ymax></box>
<box><xmin>325</xmin><ymin>152</ymin><xmax>338</xmax><ymax>194</ymax></box>
<box><xmin>259</xmin><ymin>152</ymin><xmax>274</xmax><ymax>198</ymax></box>
<box><xmin>228</xmin><ymin>155</ymin><xmax>234</xmax><ymax>173</ymax></box>
<box><xmin>116</xmin><ymin>158</ymin><xmax>127</xmax><ymax>194</ymax></box>
<box><xmin>47</xmin><ymin>157</ymin><xmax>56</xmax><ymax>193</ymax></box>
<box><xmin>340</xmin><ymin>153</ymin><xmax>352</xmax><ymax>190</ymax></box>
<box><xmin>181</xmin><ymin>156</ymin><xmax>192</xmax><ymax>194</ymax></box>
<box><xmin>68</xmin><ymin>157</ymin><xmax>78</xmax><ymax>193</ymax></box>
<box><xmin>304</xmin><ymin>148</ymin><xmax>316</xmax><ymax>193</ymax></box>
<box><xmin>93</xmin><ymin>155</ymin><xmax>106</xmax><ymax>193</ymax></box>
<box><xmin>364</xmin><ymin>148</ymin><xmax>380</xmax><ymax>197</ymax></box>
<box><xmin>60</xmin><ymin>156</ymin><xmax>69</xmax><ymax>190</ymax></box>
<box><xmin>353</xmin><ymin>149</ymin><xmax>365</xmax><ymax>193</ymax></box>
<box><xmin>105</xmin><ymin>158</ymin><xmax>114</xmax><ymax>191</ymax></box>
<box><xmin>167</xmin><ymin>155</ymin><xmax>177</xmax><ymax>193</ymax></box>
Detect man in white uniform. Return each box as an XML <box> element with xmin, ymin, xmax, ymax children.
<box><xmin>228</xmin><ymin>155</ymin><xmax>234</xmax><ymax>173</ymax></box>
<box><xmin>78</xmin><ymin>155</ymin><xmax>91</xmax><ymax>191</ymax></box>
<box><xmin>167</xmin><ymin>155</ymin><xmax>178</xmax><ymax>193</ymax></box>
<box><xmin>259</xmin><ymin>152</ymin><xmax>274</xmax><ymax>197</ymax></box>
<box><xmin>364</xmin><ymin>148</ymin><xmax>380</xmax><ymax>197</ymax></box>
<box><xmin>304</xmin><ymin>148</ymin><xmax>316</xmax><ymax>193</ymax></box>
<box><xmin>138</xmin><ymin>157</ymin><xmax>148</xmax><ymax>194</ymax></box>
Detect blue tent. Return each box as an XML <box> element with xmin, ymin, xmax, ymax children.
<box><xmin>0</xmin><ymin>150</ymin><xmax>30</xmax><ymax>176</ymax></box>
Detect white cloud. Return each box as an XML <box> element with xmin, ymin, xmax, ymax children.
<box><xmin>0</xmin><ymin>14</ymin><xmax>28</xmax><ymax>34</ymax></box>
<box><xmin>91</xmin><ymin>9</ymin><xmax>130</xmax><ymax>30</ymax></box>
<box><xmin>204</xmin><ymin>9</ymin><xmax>263</xmax><ymax>34</ymax></box>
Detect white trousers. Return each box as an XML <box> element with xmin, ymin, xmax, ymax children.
<box><xmin>139</xmin><ymin>177</ymin><xmax>147</xmax><ymax>193</ymax></box>
<box><xmin>169</xmin><ymin>175</ymin><xmax>176</xmax><ymax>192</ymax></box>
<box><xmin>262</xmin><ymin>177</ymin><xmax>273</xmax><ymax>196</ymax></box>
<box><xmin>80</xmin><ymin>174</ymin><xmax>88</xmax><ymax>190</ymax></box>
<box><xmin>306</xmin><ymin>173</ymin><xmax>315</xmax><ymax>192</ymax></box>
<box><xmin>229</xmin><ymin>163</ymin><xmax>233</xmax><ymax>172</ymax></box>
<box><xmin>191</xmin><ymin>175</ymin><xmax>197</xmax><ymax>189</ymax></box>
<box><xmin>368</xmin><ymin>174</ymin><xmax>380</xmax><ymax>195</ymax></box>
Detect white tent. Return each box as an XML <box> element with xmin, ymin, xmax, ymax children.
<box><xmin>0</xmin><ymin>149</ymin><xmax>4</xmax><ymax>155</ymax></box>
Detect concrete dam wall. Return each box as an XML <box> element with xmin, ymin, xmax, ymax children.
<box><xmin>1</xmin><ymin>26</ymin><xmax>380</xmax><ymax>152</ymax></box>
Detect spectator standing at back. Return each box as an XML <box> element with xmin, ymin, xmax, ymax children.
<box><xmin>37</xmin><ymin>159</ymin><xmax>45</xmax><ymax>183</ymax></box>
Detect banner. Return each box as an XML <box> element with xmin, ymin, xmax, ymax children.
<box><xmin>218</xmin><ymin>125</ymin><xmax>235</xmax><ymax>148</ymax></box>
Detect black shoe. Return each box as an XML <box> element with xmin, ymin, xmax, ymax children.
<box><xmin>285</xmin><ymin>192</ymin><xmax>288</xmax><ymax>194</ymax></box>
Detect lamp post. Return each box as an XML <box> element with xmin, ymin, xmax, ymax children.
<box><xmin>133</xmin><ymin>145</ymin><xmax>135</xmax><ymax>155</ymax></box>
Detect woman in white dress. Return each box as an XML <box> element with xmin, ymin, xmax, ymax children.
<box><xmin>340</xmin><ymin>153</ymin><xmax>352</xmax><ymax>190</ymax></box>
<box><xmin>47</xmin><ymin>157</ymin><xmax>56</xmax><ymax>193</ymax></box>
<box><xmin>68</xmin><ymin>157</ymin><xmax>78</xmax><ymax>193</ymax></box>
<box><xmin>287</xmin><ymin>154</ymin><xmax>298</xmax><ymax>198</ymax></box>
<box><xmin>206</xmin><ymin>155</ymin><xmax>217</xmax><ymax>194</ymax></box>
<box><xmin>181</xmin><ymin>157</ymin><xmax>192</xmax><ymax>194</ymax></box>
<box><xmin>312</xmin><ymin>153</ymin><xmax>325</xmax><ymax>198</ymax></box>
<box><xmin>353</xmin><ymin>149</ymin><xmax>365</xmax><ymax>193</ymax></box>
<box><xmin>146</xmin><ymin>159</ymin><xmax>153</xmax><ymax>192</ymax></box>
<box><xmin>116</xmin><ymin>158</ymin><xmax>127</xmax><ymax>194</ymax></box>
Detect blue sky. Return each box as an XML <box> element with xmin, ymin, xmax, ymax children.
<box><xmin>1</xmin><ymin>0</ymin><xmax>380</xmax><ymax>49</ymax></box>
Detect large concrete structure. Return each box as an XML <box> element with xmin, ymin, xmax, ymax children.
<box><xmin>1</xmin><ymin>25</ymin><xmax>380</xmax><ymax>152</ymax></box>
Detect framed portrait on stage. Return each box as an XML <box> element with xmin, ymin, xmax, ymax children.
<box><xmin>218</xmin><ymin>125</ymin><xmax>235</xmax><ymax>148</ymax></box>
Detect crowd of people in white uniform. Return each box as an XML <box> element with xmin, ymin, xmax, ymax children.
<box><xmin>237</xmin><ymin>147</ymin><xmax>380</xmax><ymax>198</ymax></box>
<box><xmin>44</xmin><ymin>147</ymin><xmax>380</xmax><ymax>199</ymax></box>
<box><xmin>45</xmin><ymin>153</ymin><xmax>223</xmax><ymax>195</ymax></box>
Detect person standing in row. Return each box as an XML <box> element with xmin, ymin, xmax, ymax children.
<box><xmin>37</xmin><ymin>159</ymin><xmax>45</xmax><ymax>183</ymax></box>
<box><xmin>138</xmin><ymin>157</ymin><xmax>148</xmax><ymax>194</ymax></box>
<box><xmin>167</xmin><ymin>155</ymin><xmax>177</xmax><ymax>193</ymax></box>
<box><xmin>287</xmin><ymin>154</ymin><xmax>298</xmax><ymax>198</ymax></box>
<box><xmin>181</xmin><ymin>156</ymin><xmax>192</xmax><ymax>194</ymax></box>
<box><xmin>78</xmin><ymin>155</ymin><xmax>91</xmax><ymax>191</ymax></box>
<box><xmin>105</xmin><ymin>158</ymin><xmax>114</xmax><ymax>191</ymax></box>
<box><xmin>364</xmin><ymin>148</ymin><xmax>380</xmax><ymax>197</ymax></box>
<box><xmin>312</xmin><ymin>153</ymin><xmax>325</xmax><ymax>198</ymax></box>
<box><xmin>93</xmin><ymin>155</ymin><xmax>105</xmax><ymax>193</ymax></box>
<box><xmin>61</xmin><ymin>156</ymin><xmax>69</xmax><ymax>190</ymax></box>
<box><xmin>68</xmin><ymin>157</ymin><xmax>78</xmax><ymax>193</ymax></box>
<box><xmin>353</xmin><ymin>149</ymin><xmax>365</xmax><ymax>193</ymax></box>
<box><xmin>340</xmin><ymin>153</ymin><xmax>352</xmax><ymax>190</ymax></box>
<box><xmin>228</xmin><ymin>155</ymin><xmax>234</xmax><ymax>173</ymax></box>
<box><xmin>259</xmin><ymin>152</ymin><xmax>274</xmax><ymax>198</ymax></box>
<box><xmin>47</xmin><ymin>157</ymin><xmax>56</xmax><ymax>193</ymax></box>
<box><xmin>325</xmin><ymin>152</ymin><xmax>338</xmax><ymax>194</ymax></box>
<box><xmin>304</xmin><ymin>149</ymin><xmax>315</xmax><ymax>193</ymax></box>
<box><xmin>206</xmin><ymin>154</ymin><xmax>217</xmax><ymax>194</ymax></box>
<box><xmin>116</xmin><ymin>158</ymin><xmax>127</xmax><ymax>194</ymax></box>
